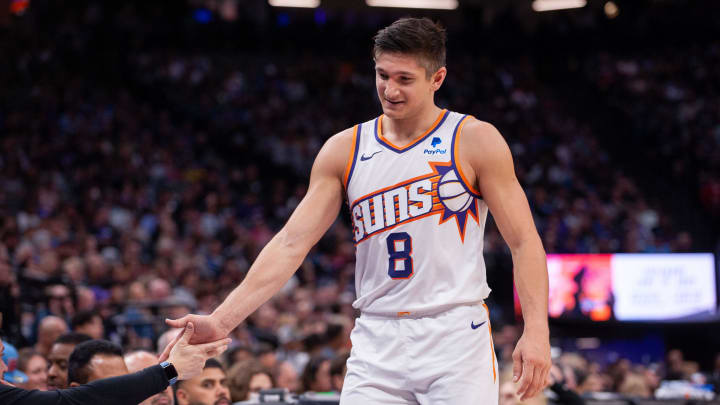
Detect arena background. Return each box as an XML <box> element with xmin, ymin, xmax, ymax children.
<box><xmin>0</xmin><ymin>0</ymin><xmax>719</xmax><ymax>403</ymax></box>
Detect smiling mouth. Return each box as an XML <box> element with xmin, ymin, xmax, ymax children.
<box><xmin>385</xmin><ymin>99</ymin><xmax>403</xmax><ymax>105</ymax></box>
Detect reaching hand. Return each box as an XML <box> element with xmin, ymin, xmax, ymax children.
<box><xmin>167</xmin><ymin>322</ymin><xmax>231</xmax><ymax>380</ymax></box>
<box><xmin>512</xmin><ymin>330</ymin><xmax>551</xmax><ymax>400</ymax></box>
<box><xmin>159</xmin><ymin>314</ymin><xmax>227</xmax><ymax>362</ymax></box>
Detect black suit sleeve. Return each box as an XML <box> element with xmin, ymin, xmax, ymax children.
<box><xmin>0</xmin><ymin>364</ymin><xmax>169</xmax><ymax>405</ymax></box>
<box><xmin>549</xmin><ymin>382</ymin><xmax>586</xmax><ymax>405</ymax></box>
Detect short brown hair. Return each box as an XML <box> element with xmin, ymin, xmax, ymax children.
<box><xmin>373</xmin><ymin>17</ymin><xmax>447</xmax><ymax>77</ymax></box>
<box><xmin>227</xmin><ymin>359</ymin><xmax>274</xmax><ymax>402</ymax></box>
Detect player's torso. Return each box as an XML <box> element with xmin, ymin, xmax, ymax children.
<box><xmin>345</xmin><ymin>109</ymin><xmax>492</xmax><ymax>315</ymax></box>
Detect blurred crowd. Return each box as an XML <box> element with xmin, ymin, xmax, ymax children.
<box><xmin>0</xmin><ymin>1</ymin><xmax>718</xmax><ymax>403</ymax></box>
<box><xmin>586</xmin><ymin>42</ymin><xmax>720</xmax><ymax>223</ymax></box>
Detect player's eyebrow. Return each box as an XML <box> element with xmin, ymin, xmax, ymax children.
<box><xmin>375</xmin><ymin>67</ymin><xmax>417</xmax><ymax>77</ymax></box>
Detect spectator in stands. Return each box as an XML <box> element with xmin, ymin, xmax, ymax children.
<box><xmin>710</xmin><ymin>353</ymin><xmax>720</xmax><ymax>394</ymax></box>
<box><xmin>329</xmin><ymin>352</ymin><xmax>349</xmax><ymax>392</ymax></box>
<box><xmin>301</xmin><ymin>356</ymin><xmax>332</xmax><ymax>393</ymax></box>
<box><xmin>546</xmin><ymin>364</ymin><xmax>585</xmax><ymax>405</ymax></box>
<box><xmin>576</xmin><ymin>372</ymin><xmax>606</xmax><ymax>395</ymax></box>
<box><xmin>34</xmin><ymin>316</ymin><xmax>68</xmax><ymax>358</ymax></box>
<box><xmin>225</xmin><ymin>346</ymin><xmax>253</xmax><ymax>367</ymax></box>
<box><xmin>664</xmin><ymin>349</ymin><xmax>686</xmax><ymax>380</ymax></box>
<box><xmin>124</xmin><ymin>350</ymin><xmax>175</xmax><ymax>405</ymax></box>
<box><xmin>227</xmin><ymin>359</ymin><xmax>274</xmax><ymax>402</ymax></box>
<box><xmin>274</xmin><ymin>361</ymin><xmax>301</xmax><ymax>393</ymax></box>
<box><xmin>16</xmin><ymin>348</ymin><xmax>48</xmax><ymax>391</ymax></box>
<box><xmin>174</xmin><ymin>358</ymin><xmax>231</xmax><ymax>405</ymax></box>
<box><xmin>157</xmin><ymin>328</ymin><xmax>183</xmax><ymax>355</ymax></box>
<box><xmin>67</xmin><ymin>340</ymin><xmax>128</xmax><ymax>386</ymax></box>
<box><xmin>1</xmin><ymin>341</ymin><xmax>28</xmax><ymax>386</ymax></box>
<box><xmin>47</xmin><ymin>333</ymin><xmax>92</xmax><ymax>390</ymax></box>
<box><xmin>618</xmin><ymin>372</ymin><xmax>651</xmax><ymax>398</ymax></box>
<box><xmin>71</xmin><ymin>311</ymin><xmax>104</xmax><ymax>340</ymax></box>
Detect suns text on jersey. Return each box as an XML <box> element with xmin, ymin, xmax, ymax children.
<box><xmin>349</xmin><ymin>166</ymin><xmax>446</xmax><ymax>244</ymax></box>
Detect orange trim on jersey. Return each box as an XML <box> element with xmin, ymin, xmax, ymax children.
<box><xmin>377</xmin><ymin>109</ymin><xmax>447</xmax><ymax>151</ymax></box>
<box><xmin>343</xmin><ymin>125</ymin><xmax>360</xmax><ymax>189</ymax></box>
<box><xmin>453</xmin><ymin>116</ymin><xmax>483</xmax><ymax>197</ymax></box>
<box><xmin>397</xmin><ymin>311</ymin><xmax>411</xmax><ymax>317</ymax></box>
<box><xmin>483</xmin><ymin>303</ymin><xmax>497</xmax><ymax>383</ymax></box>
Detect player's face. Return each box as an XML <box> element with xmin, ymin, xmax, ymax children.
<box><xmin>375</xmin><ymin>52</ymin><xmax>445</xmax><ymax>120</ymax></box>
<box><xmin>47</xmin><ymin>343</ymin><xmax>75</xmax><ymax>390</ymax></box>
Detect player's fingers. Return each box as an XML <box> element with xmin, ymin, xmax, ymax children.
<box><xmin>525</xmin><ymin>363</ymin><xmax>545</xmax><ymax>400</ymax></box>
<box><xmin>158</xmin><ymin>327</ymin><xmax>185</xmax><ymax>362</ymax></box>
<box><xmin>178</xmin><ymin>322</ymin><xmax>195</xmax><ymax>344</ymax></box>
<box><xmin>512</xmin><ymin>350</ymin><xmax>522</xmax><ymax>383</ymax></box>
<box><xmin>206</xmin><ymin>345</ymin><xmax>229</xmax><ymax>359</ymax></box>
<box><xmin>165</xmin><ymin>316</ymin><xmax>189</xmax><ymax>329</ymax></box>
<box><xmin>516</xmin><ymin>361</ymin><xmax>535</xmax><ymax>400</ymax></box>
<box><xmin>198</xmin><ymin>338</ymin><xmax>232</xmax><ymax>352</ymax></box>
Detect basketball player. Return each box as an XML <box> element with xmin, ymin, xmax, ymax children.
<box><xmin>161</xmin><ymin>17</ymin><xmax>551</xmax><ymax>404</ymax></box>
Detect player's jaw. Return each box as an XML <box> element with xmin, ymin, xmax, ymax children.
<box><xmin>214</xmin><ymin>397</ymin><xmax>231</xmax><ymax>405</ymax></box>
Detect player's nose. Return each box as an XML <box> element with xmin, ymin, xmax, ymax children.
<box><xmin>384</xmin><ymin>85</ymin><xmax>400</xmax><ymax>99</ymax></box>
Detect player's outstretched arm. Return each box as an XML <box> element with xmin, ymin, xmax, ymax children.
<box><xmin>458</xmin><ymin>119</ymin><xmax>551</xmax><ymax>400</ymax></box>
<box><xmin>159</xmin><ymin>129</ymin><xmax>353</xmax><ymax>356</ymax></box>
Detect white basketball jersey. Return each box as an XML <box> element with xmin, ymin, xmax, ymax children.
<box><xmin>344</xmin><ymin>109</ymin><xmax>492</xmax><ymax>316</ymax></box>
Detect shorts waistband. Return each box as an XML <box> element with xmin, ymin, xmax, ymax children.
<box><xmin>359</xmin><ymin>301</ymin><xmax>484</xmax><ymax>320</ymax></box>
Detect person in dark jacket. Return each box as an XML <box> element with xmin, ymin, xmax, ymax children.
<box><xmin>0</xmin><ymin>322</ymin><xmax>230</xmax><ymax>405</ymax></box>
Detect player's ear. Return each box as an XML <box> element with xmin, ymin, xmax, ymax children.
<box><xmin>430</xmin><ymin>66</ymin><xmax>447</xmax><ymax>91</ymax></box>
<box><xmin>176</xmin><ymin>387</ymin><xmax>188</xmax><ymax>401</ymax></box>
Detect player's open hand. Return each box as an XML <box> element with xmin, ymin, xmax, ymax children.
<box><xmin>167</xmin><ymin>322</ymin><xmax>231</xmax><ymax>380</ymax></box>
<box><xmin>512</xmin><ymin>330</ymin><xmax>551</xmax><ymax>400</ymax></box>
<box><xmin>159</xmin><ymin>314</ymin><xmax>227</xmax><ymax>362</ymax></box>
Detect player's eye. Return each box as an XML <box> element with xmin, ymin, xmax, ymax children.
<box><xmin>378</xmin><ymin>73</ymin><xmax>388</xmax><ymax>80</ymax></box>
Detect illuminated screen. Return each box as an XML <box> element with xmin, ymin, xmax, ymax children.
<box><xmin>514</xmin><ymin>253</ymin><xmax>718</xmax><ymax>322</ymax></box>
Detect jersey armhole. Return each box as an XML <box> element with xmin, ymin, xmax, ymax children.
<box><xmin>451</xmin><ymin>115</ymin><xmax>483</xmax><ymax>198</ymax></box>
<box><xmin>343</xmin><ymin>124</ymin><xmax>361</xmax><ymax>191</ymax></box>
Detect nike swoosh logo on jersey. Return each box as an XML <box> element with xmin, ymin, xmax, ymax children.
<box><xmin>360</xmin><ymin>151</ymin><xmax>382</xmax><ymax>161</ymax></box>
<box><xmin>470</xmin><ymin>320</ymin><xmax>486</xmax><ymax>330</ymax></box>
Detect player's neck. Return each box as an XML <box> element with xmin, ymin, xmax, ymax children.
<box><xmin>382</xmin><ymin>104</ymin><xmax>444</xmax><ymax>145</ymax></box>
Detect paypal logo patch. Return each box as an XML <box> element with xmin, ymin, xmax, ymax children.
<box><xmin>425</xmin><ymin>137</ymin><xmax>446</xmax><ymax>155</ymax></box>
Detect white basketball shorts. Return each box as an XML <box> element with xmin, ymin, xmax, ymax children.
<box><xmin>340</xmin><ymin>303</ymin><xmax>499</xmax><ymax>405</ymax></box>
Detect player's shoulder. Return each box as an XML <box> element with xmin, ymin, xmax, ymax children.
<box><xmin>325</xmin><ymin>126</ymin><xmax>357</xmax><ymax>150</ymax></box>
<box><xmin>313</xmin><ymin>126</ymin><xmax>358</xmax><ymax>178</ymax></box>
<box><xmin>457</xmin><ymin>116</ymin><xmax>509</xmax><ymax>154</ymax></box>
<box><xmin>320</xmin><ymin>126</ymin><xmax>357</xmax><ymax>160</ymax></box>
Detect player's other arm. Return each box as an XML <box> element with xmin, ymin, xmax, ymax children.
<box><xmin>161</xmin><ymin>128</ymin><xmax>353</xmax><ymax>349</ymax></box>
<box><xmin>458</xmin><ymin>119</ymin><xmax>551</xmax><ymax>400</ymax></box>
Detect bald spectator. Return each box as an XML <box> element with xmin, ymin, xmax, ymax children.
<box><xmin>157</xmin><ymin>328</ymin><xmax>183</xmax><ymax>355</ymax></box>
<box><xmin>47</xmin><ymin>333</ymin><xmax>92</xmax><ymax>390</ymax></box>
<box><xmin>35</xmin><ymin>316</ymin><xmax>69</xmax><ymax>358</ymax></box>
<box><xmin>71</xmin><ymin>311</ymin><xmax>104</xmax><ymax>340</ymax></box>
<box><xmin>68</xmin><ymin>340</ymin><xmax>128</xmax><ymax>386</ymax></box>
<box><xmin>125</xmin><ymin>350</ymin><xmax>174</xmax><ymax>405</ymax></box>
